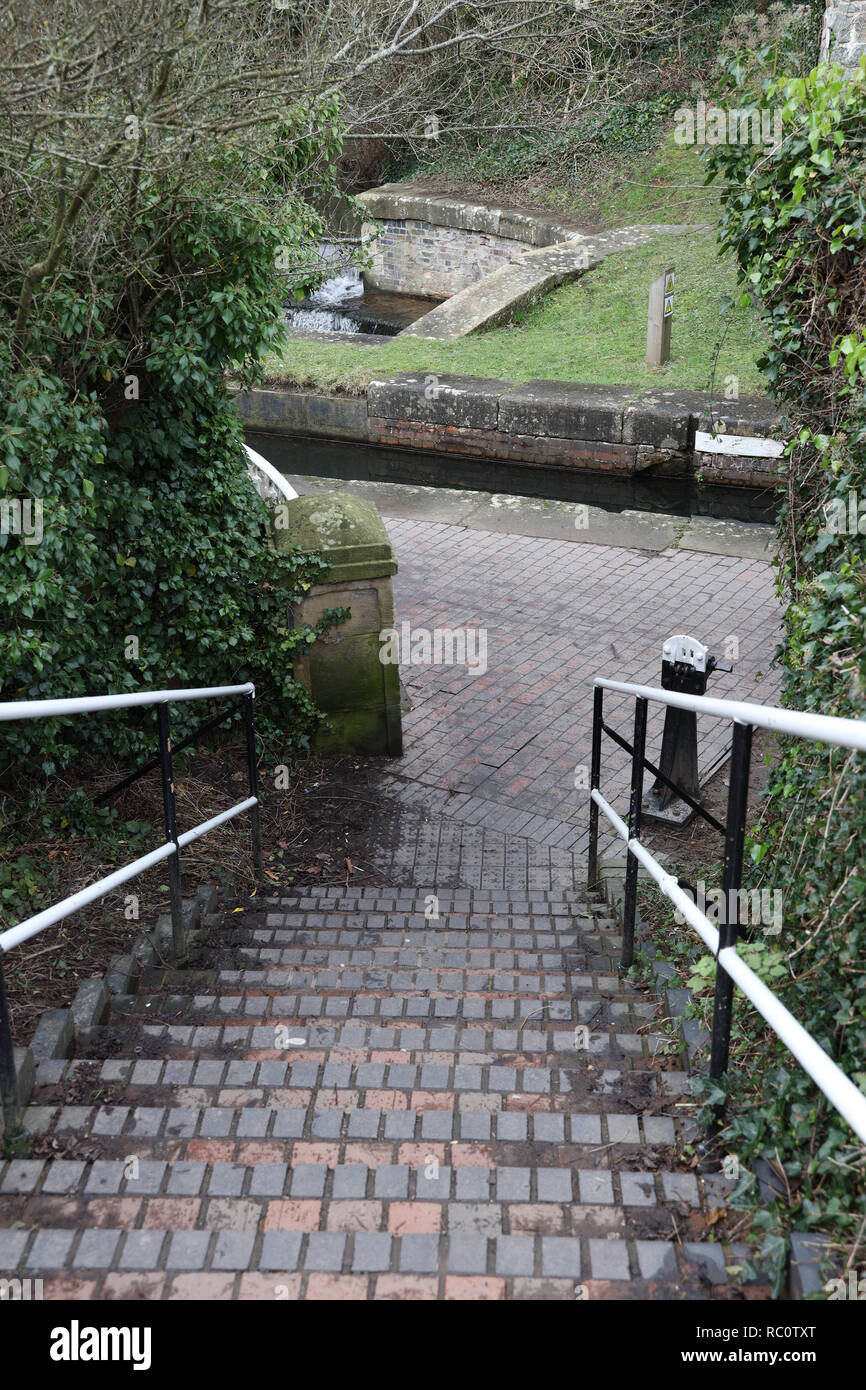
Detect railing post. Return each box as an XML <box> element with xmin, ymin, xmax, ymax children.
<box><xmin>243</xmin><ymin>692</ymin><xmax>263</xmax><ymax>877</ymax></box>
<box><xmin>0</xmin><ymin>953</ymin><xmax>29</xmax><ymax>1156</ymax></box>
<box><xmin>709</xmin><ymin>718</ymin><xmax>753</xmax><ymax>1120</ymax></box>
<box><xmin>620</xmin><ymin>696</ymin><xmax>648</xmax><ymax>971</ymax></box>
<box><xmin>156</xmin><ymin>702</ymin><xmax>186</xmax><ymax>961</ymax></box>
<box><xmin>587</xmin><ymin>685</ymin><xmax>603</xmax><ymax>890</ymax></box>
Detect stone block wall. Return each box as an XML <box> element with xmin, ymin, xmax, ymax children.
<box><xmin>233</xmin><ymin>376</ymin><xmax>784</xmax><ymax>491</ymax></box>
<box><xmin>820</xmin><ymin>1</ymin><xmax>866</xmax><ymax>68</ymax></box>
<box><xmin>356</xmin><ymin>184</ymin><xmax>582</xmax><ymax>302</ymax></box>
<box><xmin>362</xmin><ymin>217</ymin><xmax>526</xmax><ymax>298</ymax></box>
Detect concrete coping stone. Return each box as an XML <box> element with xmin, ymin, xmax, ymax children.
<box><xmin>356</xmin><ymin>182</ymin><xmax>583</xmax><ymax>247</ymax></box>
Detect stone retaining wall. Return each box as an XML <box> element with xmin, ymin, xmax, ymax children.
<box><xmin>233</xmin><ymin>376</ymin><xmax>783</xmax><ymax>489</ymax></box>
<box><xmin>356</xmin><ymin>183</ymin><xmax>579</xmax><ymax>298</ymax></box>
<box><xmin>821</xmin><ymin>1</ymin><xmax>866</xmax><ymax>68</ymax></box>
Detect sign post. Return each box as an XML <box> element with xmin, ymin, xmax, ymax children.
<box><xmin>646</xmin><ymin>266</ymin><xmax>675</xmax><ymax>368</ymax></box>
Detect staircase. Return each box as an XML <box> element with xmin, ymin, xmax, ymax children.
<box><xmin>0</xmin><ymin>881</ymin><xmax>769</xmax><ymax>1300</ymax></box>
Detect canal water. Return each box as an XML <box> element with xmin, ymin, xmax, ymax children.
<box><xmin>246</xmin><ymin>432</ymin><xmax>776</xmax><ymax>525</ymax></box>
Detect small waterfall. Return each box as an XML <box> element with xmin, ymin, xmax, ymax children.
<box><xmin>285</xmin><ymin>248</ymin><xmax>435</xmax><ymax>336</ymax></box>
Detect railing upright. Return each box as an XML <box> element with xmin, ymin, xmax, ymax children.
<box><xmin>243</xmin><ymin>692</ymin><xmax>263</xmax><ymax>876</ymax></box>
<box><xmin>0</xmin><ymin>956</ymin><xmax>26</xmax><ymax>1152</ymax></box>
<box><xmin>156</xmin><ymin>702</ymin><xmax>186</xmax><ymax>960</ymax></box>
<box><xmin>708</xmin><ymin>718</ymin><xmax>753</xmax><ymax>1117</ymax></box>
<box><xmin>587</xmin><ymin>686</ymin><xmax>603</xmax><ymax>890</ymax></box>
<box><xmin>621</xmin><ymin>696</ymin><xmax>648</xmax><ymax>971</ymax></box>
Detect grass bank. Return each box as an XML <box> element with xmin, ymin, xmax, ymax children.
<box><xmin>266</xmin><ymin>224</ymin><xmax>767</xmax><ymax>397</ymax></box>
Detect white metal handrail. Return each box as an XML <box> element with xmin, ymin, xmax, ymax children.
<box><xmin>0</xmin><ymin>682</ymin><xmax>265</xmax><ymax>1146</ymax></box>
<box><xmin>0</xmin><ymin>683</ymin><xmax>254</xmax><ymax>723</ymax></box>
<box><xmin>595</xmin><ymin>677</ymin><xmax>866</xmax><ymax>752</ymax></box>
<box><xmin>0</xmin><ymin>683</ymin><xmax>261</xmax><ymax>957</ymax></box>
<box><xmin>589</xmin><ymin>675</ymin><xmax>866</xmax><ymax>1147</ymax></box>
<box><xmin>592</xmin><ymin>788</ymin><xmax>866</xmax><ymax>1145</ymax></box>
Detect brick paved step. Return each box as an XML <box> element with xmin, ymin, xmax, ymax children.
<box><xmin>4</xmin><ymin>877</ymin><xmax>763</xmax><ymax>1300</ymax></box>
<box><xmin>0</xmin><ymin>1214</ymin><xmax>754</xmax><ymax>1299</ymax></box>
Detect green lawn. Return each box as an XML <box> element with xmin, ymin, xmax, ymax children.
<box><xmin>264</xmin><ymin>226</ymin><xmax>768</xmax><ymax>397</ymax></box>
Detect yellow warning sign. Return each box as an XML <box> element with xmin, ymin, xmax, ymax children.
<box><xmin>664</xmin><ymin>270</ymin><xmax>675</xmax><ymax>294</ymax></box>
<box><xmin>663</xmin><ymin>293</ymin><xmax>674</xmax><ymax>318</ymax></box>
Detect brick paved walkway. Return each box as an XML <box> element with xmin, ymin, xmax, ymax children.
<box><xmin>372</xmin><ymin>518</ymin><xmax>781</xmax><ymax>886</ymax></box>
<box><xmin>0</xmin><ymin>518</ymin><xmax>782</xmax><ymax>1300</ymax></box>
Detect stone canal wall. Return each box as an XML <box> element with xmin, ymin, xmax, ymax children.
<box><xmin>233</xmin><ymin>375</ymin><xmax>783</xmax><ymax>489</ymax></box>
<box><xmin>355</xmin><ymin>184</ymin><xmax>581</xmax><ymax>299</ymax></box>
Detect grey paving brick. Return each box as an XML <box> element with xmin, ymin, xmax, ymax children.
<box><xmin>0</xmin><ymin>1229</ymin><xmax>29</xmax><ymax>1269</ymax></box>
<box><xmin>635</xmin><ymin>1240</ymin><xmax>678</xmax><ymax>1279</ymax></box>
<box><xmin>26</xmin><ymin>1229</ymin><xmax>76</xmax><ymax>1270</ymax></box>
<box><xmin>495</xmin><ymin>1235</ymin><xmax>534</xmax><ymax>1276</ymax></box>
<box><xmin>237</xmin><ymin>1109</ymin><xmax>271</xmax><ymax>1138</ymax></box>
<box><xmin>85</xmin><ymin>1161</ymin><xmax>126</xmax><ymax>1195</ymax></box>
<box><xmin>166</xmin><ymin>1162</ymin><xmax>206</xmax><ymax>1197</ymax></box>
<box><xmin>400</xmin><ymin>1234</ymin><xmax>439</xmax><ymax>1273</ymax></box>
<box><xmin>570</xmin><ymin>1115</ymin><xmax>602</xmax><ymax>1145</ymax></box>
<box><xmin>496</xmin><ymin>1112</ymin><xmax>527</xmax><ymax>1141</ymax></box>
<box><xmin>682</xmin><ymin>1242</ymin><xmax>727</xmax><ymax>1284</ymax></box>
<box><xmin>607</xmin><ymin>1114</ymin><xmax>640</xmax><ymax>1144</ymax></box>
<box><xmin>661</xmin><ymin>1172</ymin><xmax>700</xmax><ymax>1207</ymax></box>
<box><xmin>311</xmin><ymin>1110</ymin><xmax>343</xmax><ymax>1140</ymax></box>
<box><xmin>250</xmin><ymin>1164</ymin><xmax>288</xmax><ymax>1197</ymax></box>
<box><xmin>447</xmin><ymin>1235</ymin><xmax>488</xmax><ymax>1274</ymax></box>
<box><xmin>621</xmin><ymin>1172</ymin><xmax>657</xmax><ymax>1206</ymax></box>
<box><xmin>348</xmin><ymin>1110</ymin><xmax>380</xmax><ymax>1139</ymax></box>
<box><xmin>352</xmin><ymin>1233</ymin><xmax>392</xmax><ymax>1272</ymax></box>
<box><xmin>460</xmin><ymin>1112</ymin><xmax>492</xmax><ymax>1141</ymax></box>
<box><xmin>201</xmin><ymin>1107</ymin><xmax>234</xmax><ymax>1138</ymax></box>
<box><xmin>374</xmin><ymin>1165</ymin><xmax>409</xmax><ymax>1199</ymax></box>
<box><xmin>455</xmin><ymin>1168</ymin><xmax>491</xmax><ymax>1201</ymax></box>
<box><xmin>537</xmin><ymin>1169</ymin><xmax>572</xmax><ymax>1203</ymax></box>
<box><xmin>214</xmin><ymin>1231</ymin><xmax>257</xmax><ymax>1271</ymax></box>
<box><xmin>333</xmin><ymin>1165</ymin><xmax>368</xmax><ymax>1199</ymax></box>
<box><xmin>533</xmin><ymin>1114</ymin><xmax>565</xmax><ymax>1143</ymax></box>
<box><xmin>384</xmin><ymin>1112</ymin><xmax>416</xmax><ymax>1139</ymax></box>
<box><xmin>291</xmin><ymin>1164</ymin><xmax>327</xmax><ymax>1198</ymax></box>
<box><xmin>541</xmin><ymin>1237</ymin><xmax>581</xmax><ymax>1279</ymax></box>
<box><xmin>496</xmin><ymin>1168</ymin><xmax>531</xmax><ymax>1202</ymax></box>
<box><xmin>165</xmin><ymin>1107</ymin><xmax>199</xmax><ymax>1138</ymax></box>
<box><xmin>166</xmin><ymin>1231</ymin><xmax>212</xmax><ymax>1270</ymax></box>
<box><xmin>272</xmin><ymin>1108</ymin><xmax>307</xmax><ymax>1138</ymax></box>
<box><xmin>41</xmin><ymin>1161</ymin><xmax>87</xmax><ymax>1195</ymax></box>
<box><xmin>643</xmin><ymin>1116</ymin><xmax>676</xmax><ymax>1145</ymax></box>
<box><xmin>92</xmin><ymin>1108</ymin><xmax>129</xmax><ymax>1137</ymax></box>
<box><xmin>119</xmin><ymin>1230</ymin><xmax>166</xmax><ymax>1270</ymax></box>
<box><xmin>577</xmin><ymin>1170</ymin><xmax>614</xmax><ymax>1205</ymax></box>
<box><xmin>416</xmin><ymin>1165</ymin><xmax>451</xmax><ymax>1200</ymax></box>
<box><xmin>588</xmin><ymin>1238</ymin><xmax>630</xmax><ymax>1280</ymax></box>
<box><xmin>124</xmin><ymin>1161</ymin><xmax>167</xmax><ymax>1196</ymax></box>
<box><xmin>208</xmin><ymin>1163</ymin><xmax>246</xmax><ymax>1197</ymax></box>
<box><xmin>305</xmin><ymin>1233</ymin><xmax>346</xmax><ymax>1272</ymax></box>
<box><xmin>421</xmin><ymin>1111</ymin><xmax>453</xmax><ymax>1140</ymax></box>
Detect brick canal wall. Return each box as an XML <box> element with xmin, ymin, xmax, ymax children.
<box><xmin>233</xmin><ymin>375</ymin><xmax>784</xmax><ymax>489</ymax></box>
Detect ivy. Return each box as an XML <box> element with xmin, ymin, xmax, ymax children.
<box><xmin>698</xmin><ymin>48</ymin><xmax>866</xmax><ymax>1275</ymax></box>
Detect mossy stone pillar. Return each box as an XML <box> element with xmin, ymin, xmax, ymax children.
<box><xmin>273</xmin><ymin>492</ymin><xmax>402</xmax><ymax>756</ymax></box>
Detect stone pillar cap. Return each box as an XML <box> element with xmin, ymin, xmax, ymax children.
<box><xmin>273</xmin><ymin>491</ymin><xmax>397</xmax><ymax>581</ymax></box>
